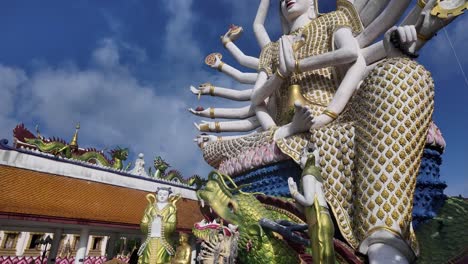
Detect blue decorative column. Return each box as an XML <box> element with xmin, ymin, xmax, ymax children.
<box><xmin>412</xmin><ymin>146</ymin><xmax>447</xmax><ymax>228</ymax></box>
<box><xmin>233</xmin><ymin>160</ymin><xmax>302</xmax><ymax>197</ymax></box>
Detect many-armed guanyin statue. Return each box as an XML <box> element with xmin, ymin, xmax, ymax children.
<box><xmin>138</xmin><ymin>187</ymin><xmax>181</xmax><ymax>264</ymax></box>
<box><xmin>190</xmin><ymin>0</ymin><xmax>466</xmax><ymax>263</ymax></box>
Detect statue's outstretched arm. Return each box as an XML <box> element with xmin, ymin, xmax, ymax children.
<box><xmin>357</xmin><ymin>0</ymin><xmax>392</xmax><ymax>27</ymax></box>
<box><xmin>189</xmin><ymin>105</ymin><xmax>255</xmax><ymax>119</ymax></box>
<box><xmin>194</xmin><ymin>131</ymin><xmax>260</xmax><ymax>147</ymax></box>
<box><xmin>210</xmin><ymin>56</ymin><xmax>258</xmax><ymax>84</ymax></box>
<box><xmin>225</xmin><ymin>42</ymin><xmax>259</xmax><ymax>70</ymax></box>
<box><xmin>221</xmin><ymin>25</ymin><xmax>259</xmax><ymax>70</ymax></box>
<box><xmin>250</xmin><ymin>71</ymin><xmax>283</xmax><ymax>106</ymax></box>
<box><xmin>194</xmin><ymin>116</ymin><xmax>260</xmax><ymax>133</ymax></box>
<box><xmin>290</xmin><ymin>28</ymin><xmax>359</xmax><ymax>73</ymax></box>
<box><xmin>357</xmin><ymin>0</ymin><xmax>412</xmax><ymax>48</ymax></box>
<box><xmin>363</xmin><ymin>25</ymin><xmax>418</xmax><ymax>66</ymax></box>
<box><xmin>253</xmin><ymin>0</ymin><xmax>272</xmax><ymax>48</ymax></box>
<box><xmin>250</xmin><ymin>71</ymin><xmax>280</xmax><ymax>129</ymax></box>
<box><xmin>190</xmin><ymin>84</ymin><xmax>252</xmax><ymax>101</ymax></box>
<box><xmin>401</xmin><ymin>0</ymin><xmax>459</xmax><ymax>51</ymax></box>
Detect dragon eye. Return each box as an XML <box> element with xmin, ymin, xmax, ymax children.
<box><xmin>228</xmin><ymin>202</ymin><xmax>235</xmax><ymax>213</ymax></box>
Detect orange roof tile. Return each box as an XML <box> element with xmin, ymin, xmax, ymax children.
<box><xmin>0</xmin><ymin>165</ymin><xmax>203</xmax><ymax>230</ymax></box>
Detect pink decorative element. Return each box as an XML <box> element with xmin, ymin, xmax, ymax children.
<box><xmin>0</xmin><ymin>256</ymin><xmax>110</xmax><ymax>264</ymax></box>
<box><xmin>426</xmin><ymin>122</ymin><xmax>446</xmax><ymax>151</ymax></box>
<box><xmin>218</xmin><ymin>142</ymin><xmax>290</xmax><ymax>176</ymax></box>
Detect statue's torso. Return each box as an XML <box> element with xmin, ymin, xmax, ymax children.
<box><xmin>259</xmin><ymin>11</ymin><xmax>352</xmax><ymax>125</ymax></box>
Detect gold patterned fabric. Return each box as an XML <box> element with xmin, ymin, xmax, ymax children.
<box><xmin>336</xmin><ymin>0</ymin><xmax>364</xmax><ymax>35</ymax></box>
<box><xmin>348</xmin><ymin>57</ymin><xmax>434</xmax><ymax>254</ymax></box>
<box><xmin>139</xmin><ymin>204</ymin><xmax>177</xmax><ymax>264</ymax></box>
<box><xmin>280</xmin><ymin>57</ymin><xmax>433</xmax><ymax>253</ymax></box>
<box><xmin>272</xmin><ymin>11</ymin><xmax>351</xmax><ymax>125</ymax></box>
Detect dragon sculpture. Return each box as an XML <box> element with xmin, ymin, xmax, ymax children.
<box><xmin>153</xmin><ymin>156</ymin><xmax>206</xmax><ymax>189</ymax></box>
<box><xmin>13</xmin><ymin>123</ymin><xmax>130</xmax><ymax>170</ymax></box>
<box><xmin>194</xmin><ymin>172</ymin><xmax>361</xmax><ymax>264</ymax></box>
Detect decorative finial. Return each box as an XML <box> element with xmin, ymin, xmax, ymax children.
<box><xmin>35</xmin><ymin>124</ymin><xmax>42</xmax><ymax>139</ymax></box>
<box><xmin>70</xmin><ymin>122</ymin><xmax>80</xmax><ymax>148</ymax></box>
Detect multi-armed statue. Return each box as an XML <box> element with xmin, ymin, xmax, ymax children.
<box><xmin>190</xmin><ymin>0</ymin><xmax>466</xmax><ymax>263</ymax></box>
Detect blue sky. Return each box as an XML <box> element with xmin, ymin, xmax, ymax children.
<box><xmin>0</xmin><ymin>1</ymin><xmax>466</xmax><ymax>196</ymax></box>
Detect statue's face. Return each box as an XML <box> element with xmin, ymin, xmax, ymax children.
<box><xmin>280</xmin><ymin>0</ymin><xmax>310</xmax><ymax>22</ymax></box>
<box><xmin>157</xmin><ymin>190</ymin><xmax>170</xmax><ymax>203</ymax></box>
<box><xmin>218</xmin><ymin>233</ymin><xmax>224</xmax><ymax>241</ymax></box>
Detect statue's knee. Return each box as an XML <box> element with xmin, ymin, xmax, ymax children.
<box><xmin>359</xmin><ymin>229</ymin><xmax>416</xmax><ymax>264</ymax></box>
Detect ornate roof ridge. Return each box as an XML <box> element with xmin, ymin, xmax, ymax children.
<box><xmin>0</xmin><ymin>138</ymin><xmax>195</xmax><ymax>190</ymax></box>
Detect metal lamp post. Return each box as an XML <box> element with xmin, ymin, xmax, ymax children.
<box><xmin>35</xmin><ymin>235</ymin><xmax>53</xmax><ymax>264</ymax></box>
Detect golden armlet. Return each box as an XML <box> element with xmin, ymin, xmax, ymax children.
<box><xmin>209</xmin><ymin>108</ymin><xmax>215</xmax><ymax>119</ymax></box>
<box><xmin>217</xmin><ymin>62</ymin><xmax>225</xmax><ymax>72</ymax></box>
<box><xmin>276</xmin><ymin>69</ymin><xmax>286</xmax><ymax>80</ymax></box>
<box><xmin>322</xmin><ymin>109</ymin><xmax>338</xmax><ymax>120</ymax></box>
<box><xmin>295</xmin><ymin>60</ymin><xmax>301</xmax><ymax>73</ymax></box>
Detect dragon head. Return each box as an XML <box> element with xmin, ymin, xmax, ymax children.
<box><xmin>196</xmin><ymin>172</ymin><xmax>246</xmax><ymax>226</ymax></box>
<box><xmin>154</xmin><ymin>156</ymin><xmax>170</xmax><ymax>172</ymax></box>
<box><xmin>110</xmin><ymin>146</ymin><xmax>129</xmax><ymax>160</ymax></box>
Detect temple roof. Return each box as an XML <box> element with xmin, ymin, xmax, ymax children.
<box><xmin>0</xmin><ymin>162</ymin><xmax>202</xmax><ymax>231</ymax></box>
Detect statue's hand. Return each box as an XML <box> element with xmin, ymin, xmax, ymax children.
<box><xmin>221</xmin><ymin>24</ymin><xmax>243</xmax><ymax>44</ymax></box>
<box><xmin>193</xmin><ymin>134</ymin><xmax>218</xmax><ymax>147</ymax></box>
<box><xmin>310</xmin><ymin>114</ymin><xmax>334</xmax><ymax>130</ymax></box>
<box><xmin>280</xmin><ymin>36</ymin><xmax>295</xmax><ymax>74</ymax></box>
<box><xmin>188</xmin><ymin>107</ymin><xmax>208</xmax><ymax>116</ymax></box>
<box><xmin>288</xmin><ymin>177</ymin><xmax>298</xmax><ymax>196</ymax></box>
<box><xmin>384</xmin><ymin>25</ymin><xmax>418</xmax><ymax>58</ymax></box>
<box><xmin>210</xmin><ymin>56</ymin><xmax>222</xmax><ymax>69</ymax></box>
<box><xmin>416</xmin><ymin>0</ymin><xmax>455</xmax><ymax>40</ymax></box>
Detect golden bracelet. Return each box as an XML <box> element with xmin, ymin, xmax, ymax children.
<box><xmin>295</xmin><ymin>60</ymin><xmax>301</xmax><ymax>73</ymax></box>
<box><xmin>291</xmin><ymin>190</ymin><xmax>298</xmax><ymax>197</ymax></box>
<box><xmin>222</xmin><ymin>38</ymin><xmax>232</xmax><ymax>48</ymax></box>
<box><xmin>209</xmin><ymin>108</ymin><xmax>215</xmax><ymax>119</ymax></box>
<box><xmin>217</xmin><ymin>62</ymin><xmax>225</xmax><ymax>72</ymax></box>
<box><xmin>209</xmin><ymin>84</ymin><xmax>215</xmax><ymax>96</ymax></box>
<box><xmin>215</xmin><ymin>122</ymin><xmax>221</xmax><ymax>133</ymax></box>
<box><xmin>322</xmin><ymin>109</ymin><xmax>338</xmax><ymax>120</ymax></box>
<box><xmin>417</xmin><ymin>0</ymin><xmax>426</xmax><ymax>8</ymax></box>
<box><xmin>417</xmin><ymin>33</ymin><xmax>430</xmax><ymax>41</ymax></box>
<box><xmin>199</xmin><ymin>123</ymin><xmax>209</xmax><ymax>132</ymax></box>
<box><xmin>276</xmin><ymin>69</ymin><xmax>286</xmax><ymax>80</ymax></box>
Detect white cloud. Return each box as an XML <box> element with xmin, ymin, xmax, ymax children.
<box><xmin>0</xmin><ymin>38</ymin><xmax>213</xmax><ymax>178</ymax></box>
<box><xmin>164</xmin><ymin>0</ymin><xmax>202</xmax><ymax>62</ymax></box>
<box><xmin>0</xmin><ymin>65</ymin><xmax>27</xmax><ymax>140</ymax></box>
<box><xmin>92</xmin><ymin>38</ymin><xmax>120</xmax><ymax>68</ymax></box>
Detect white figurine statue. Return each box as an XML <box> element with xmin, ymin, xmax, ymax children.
<box><xmin>129</xmin><ymin>153</ymin><xmax>149</xmax><ymax>177</ymax></box>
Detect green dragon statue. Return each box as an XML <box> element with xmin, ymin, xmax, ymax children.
<box><xmin>24</xmin><ymin>138</ymin><xmax>130</xmax><ymax>170</ymax></box>
<box><xmin>153</xmin><ymin>156</ymin><xmax>206</xmax><ymax>189</ymax></box>
<box><xmin>195</xmin><ymin>171</ymin><xmax>303</xmax><ymax>264</ymax></box>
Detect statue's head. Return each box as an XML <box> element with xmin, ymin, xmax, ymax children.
<box><xmin>299</xmin><ymin>143</ymin><xmax>316</xmax><ymax>169</ymax></box>
<box><xmin>156</xmin><ymin>187</ymin><xmax>172</xmax><ymax>203</ymax></box>
<box><xmin>279</xmin><ymin>0</ymin><xmax>319</xmax><ymax>34</ymax></box>
<box><xmin>217</xmin><ymin>231</ymin><xmax>225</xmax><ymax>241</ymax></box>
<box><xmin>179</xmin><ymin>233</ymin><xmax>189</xmax><ymax>243</ymax></box>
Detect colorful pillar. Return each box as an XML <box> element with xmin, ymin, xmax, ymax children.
<box><xmin>75</xmin><ymin>227</ymin><xmax>89</xmax><ymax>264</ymax></box>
